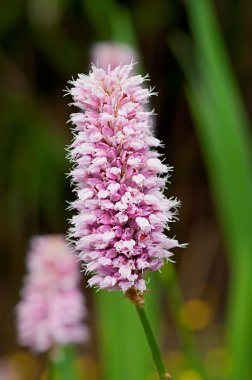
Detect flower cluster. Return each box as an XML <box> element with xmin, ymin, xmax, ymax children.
<box><xmin>16</xmin><ymin>235</ymin><xmax>88</xmax><ymax>352</ymax></box>
<box><xmin>68</xmin><ymin>63</ymin><xmax>181</xmax><ymax>293</ymax></box>
<box><xmin>90</xmin><ymin>42</ymin><xmax>137</xmax><ymax>70</ymax></box>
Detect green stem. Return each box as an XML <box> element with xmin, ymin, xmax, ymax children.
<box><xmin>135</xmin><ymin>305</ymin><xmax>170</xmax><ymax>380</ymax></box>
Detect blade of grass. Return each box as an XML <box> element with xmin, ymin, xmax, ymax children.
<box><xmin>186</xmin><ymin>0</ymin><xmax>252</xmax><ymax>255</ymax></box>
<box><xmin>186</xmin><ymin>78</ymin><xmax>252</xmax><ymax>380</ymax></box>
<box><xmin>169</xmin><ymin>0</ymin><xmax>252</xmax><ymax>378</ymax></box>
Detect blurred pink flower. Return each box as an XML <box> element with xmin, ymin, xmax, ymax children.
<box><xmin>90</xmin><ymin>42</ymin><xmax>137</xmax><ymax>70</ymax></box>
<box><xmin>16</xmin><ymin>235</ymin><xmax>88</xmax><ymax>352</ymax></box>
<box><xmin>67</xmin><ymin>63</ymin><xmax>183</xmax><ymax>293</ymax></box>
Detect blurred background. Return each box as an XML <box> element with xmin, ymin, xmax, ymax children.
<box><xmin>1</xmin><ymin>0</ymin><xmax>252</xmax><ymax>379</ymax></box>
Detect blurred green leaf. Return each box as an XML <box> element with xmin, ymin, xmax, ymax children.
<box><xmin>109</xmin><ymin>6</ymin><xmax>138</xmax><ymax>48</ymax></box>
<box><xmin>95</xmin><ymin>275</ymin><xmax>159</xmax><ymax>380</ymax></box>
<box><xmin>170</xmin><ymin>0</ymin><xmax>252</xmax><ymax>378</ymax></box>
<box><xmin>0</xmin><ymin>92</ymin><xmax>68</xmax><ymax>240</ymax></box>
<box><xmin>49</xmin><ymin>345</ymin><xmax>83</xmax><ymax>380</ymax></box>
<box><xmin>82</xmin><ymin>0</ymin><xmax>115</xmax><ymax>39</ymax></box>
<box><xmin>83</xmin><ymin>0</ymin><xmax>138</xmax><ymax>48</ymax></box>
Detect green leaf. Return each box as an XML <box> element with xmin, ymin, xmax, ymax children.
<box><xmin>95</xmin><ymin>276</ymin><xmax>160</xmax><ymax>380</ymax></box>
<box><xmin>170</xmin><ymin>1</ymin><xmax>252</xmax><ymax>378</ymax></box>
<box><xmin>49</xmin><ymin>345</ymin><xmax>83</xmax><ymax>380</ymax></box>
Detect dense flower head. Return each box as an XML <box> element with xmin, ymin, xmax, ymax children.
<box><xmin>16</xmin><ymin>235</ymin><xmax>88</xmax><ymax>352</ymax></box>
<box><xmin>90</xmin><ymin>42</ymin><xmax>137</xmax><ymax>70</ymax></box>
<box><xmin>67</xmin><ymin>63</ymin><xmax>182</xmax><ymax>293</ymax></box>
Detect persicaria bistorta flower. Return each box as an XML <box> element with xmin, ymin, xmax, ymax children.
<box><xmin>90</xmin><ymin>42</ymin><xmax>137</xmax><ymax>70</ymax></box>
<box><xmin>67</xmin><ymin>63</ymin><xmax>183</xmax><ymax>293</ymax></box>
<box><xmin>16</xmin><ymin>235</ymin><xmax>88</xmax><ymax>352</ymax></box>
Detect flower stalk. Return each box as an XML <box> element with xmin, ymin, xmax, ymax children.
<box><xmin>126</xmin><ymin>288</ymin><xmax>171</xmax><ymax>380</ymax></box>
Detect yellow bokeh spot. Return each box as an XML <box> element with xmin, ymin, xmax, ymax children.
<box><xmin>178</xmin><ymin>369</ymin><xmax>203</xmax><ymax>380</ymax></box>
<box><xmin>179</xmin><ymin>299</ymin><xmax>213</xmax><ymax>330</ymax></box>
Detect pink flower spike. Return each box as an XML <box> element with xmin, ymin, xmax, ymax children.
<box><xmin>16</xmin><ymin>235</ymin><xmax>88</xmax><ymax>352</ymax></box>
<box><xmin>67</xmin><ymin>63</ymin><xmax>183</xmax><ymax>293</ymax></box>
